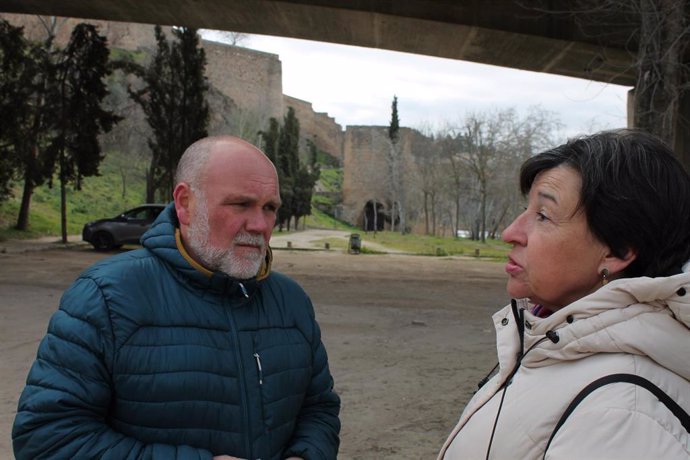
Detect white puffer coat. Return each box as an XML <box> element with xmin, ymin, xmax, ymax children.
<box><xmin>439</xmin><ymin>271</ymin><xmax>690</xmax><ymax>460</ymax></box>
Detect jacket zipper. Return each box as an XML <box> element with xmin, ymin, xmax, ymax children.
<box><xmin>254</xmin><ymin>353</ymin><xmax>263</xmax><ymax>385</ymax></box>
<box><xmin>224</xmin><ymin>298</ymin><xmax>252</xmax><ymax>458</ymax></box>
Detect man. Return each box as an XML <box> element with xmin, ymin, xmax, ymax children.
<box><xmin>12</xmin><ymin>136</ymin><xmax>341</xmax><ymax>460</ymax></box>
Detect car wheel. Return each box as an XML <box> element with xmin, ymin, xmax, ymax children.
<box><xmin>92</xmin><ymin>231</ymin><xmax>115</xmax><ymax>251</ymax></box>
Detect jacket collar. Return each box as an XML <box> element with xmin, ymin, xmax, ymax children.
<box><xmin>141</xmin><ymin>202</ymin><xmax>273</xmax><ymax>298</ymax></box>
<box><xmin>493</xmin><ymin>272</ymin><xmax>690</xmax><ymax>380</ymax></box>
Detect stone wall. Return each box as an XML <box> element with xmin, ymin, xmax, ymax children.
<box><xmin>342</xmin><ymin>126</ymin><xmax>423</xmax><ymax>229</ymax></box>
<box><xmin>204</xmin><ymin>40</ymin><xmax>283</xmax><ymax>123</ymax></box>
<box><xmin>283</xmin><ymin>95</ymin><xmax>343</xmax><ymax>163</ymax></box>
<box><xmin>1</xmin><ymin>13</ymin><xmax>432</xmax><ymax>231</ymax></box>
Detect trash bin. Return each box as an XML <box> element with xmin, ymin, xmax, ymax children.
<box><xmin>348</xmin><ymin>233</ymin><xmax>361</xmax><ymax>254</ymax></box>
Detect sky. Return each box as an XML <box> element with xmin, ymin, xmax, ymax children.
<box><xmin>200</xmin><ymin>30</ymin><xmax>631</xmax><ymax>139</ymax></box>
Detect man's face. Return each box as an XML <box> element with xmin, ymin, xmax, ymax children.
<box><xmin>185</xmin><ymin>145</ymin><xmax>280</xmax><ymax>279</ymax></box>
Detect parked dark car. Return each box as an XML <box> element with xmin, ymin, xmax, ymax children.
<box><xmin>82</xmin><ymin>204</ymin><xmax>166</xmax><ymax>251</ymax></box>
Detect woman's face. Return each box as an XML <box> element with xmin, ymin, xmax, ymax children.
<box><xmin>502</xmin><ymin>165</ymin><xmax>609</xmax><ymax>310</ymax></box>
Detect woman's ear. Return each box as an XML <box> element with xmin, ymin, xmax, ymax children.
<box><xmin>601</xmin><ymin>247</ymin><xmax>637</xmax><ymax>278</ymax></box>
<box><xmin>173</xmin><ymin>182</ymin><xmax>193</xmax><ymax>226</ymax></box>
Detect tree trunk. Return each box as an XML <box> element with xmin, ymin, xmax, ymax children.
<box><xmin>480</xmin><ymin>179</ymin><xmax>487</xmax><ymax>243</ymax></box>
<box><xmin>120</xmin><ymin>167</ymin><xmax>127</xmax><ymax>199</ymax></box>
<box><xmin>15</xmin><ymin>168</ymin><xmax>34</xmax><ymax>231</ymax></box>
<box><xmin>431</xmin><ymin>193</ymin><xmax>437</xmax><ymax>237</ymax></box>
<box><xmin>146</xmin><ymin>166</ymin><xmax>155</xmax><ymax>203</ymax></box>
<box><xmin>373</xmin><ymin>198</ymin><xmax>378</xmax><ymax>235</ymax></box>
<box><xmin>423</xmin><ymin>192</ymin><xmax>430</xmax><ymax>235</ymax></box>
<box><xmin>633</xmin><ymin>0</ymin><xmax>685</xmax><ymax>146</ymax></box>
<box><xmin>60</xmin><ymin>151</ymin><xmax>68</xmax><ymax>244</ymax></box>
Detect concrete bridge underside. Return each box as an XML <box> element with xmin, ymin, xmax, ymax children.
<box><xmin>1</xmin><ymin>0</ymin><xmax>689</xmax><ymax>164</ymax></box>
<box><xmin>0</xmin><ymin>0</ymin><xmax>640</xmax><ymax>86</ymax></box>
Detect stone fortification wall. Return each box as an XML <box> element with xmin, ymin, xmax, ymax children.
<box><xmin>1</xmin><ymin>13</ymin><xmax>431</xmax><ymax>231</ymax></box>
<box><xmin>204</xmin><ymin>40</ymin><xmax>283</xmax><ymax>123</ymax></box>
<box><xmin>283</xmin><ymin>95</ymin><xmax>343</xmax><ymax>163</ymax></box>
<box><xmin>342</xmin><ymin>126</ymin><xmax>391</xmax><ymax>226</ymax></box>
<box><xmin>341</xmin><ymin>126</ymin><xmax>424</xmax><ymax>229</ymax></box>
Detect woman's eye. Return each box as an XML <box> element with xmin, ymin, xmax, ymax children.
<box><xmin>536</xmin><ymin>211</ymin><xmax>549</xmax><ymax>222</ymax></box>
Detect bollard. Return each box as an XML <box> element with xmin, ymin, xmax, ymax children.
<box><xmin>325</xmin><ymin>242</ymin><xmax>330</xmax><ymax>250</ymax></box>
<box><xmin>474</xmin><ymin>248</ymin><xmax>480</xmax><ymax>257</ymax></box>
<box><xmin>287</xmin><ymin>241</ymin><xmax>292</xmax><ymax>249</ymax></box>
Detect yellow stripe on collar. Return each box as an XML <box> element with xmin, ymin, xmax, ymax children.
<box><xmin>175</xmin><ymin>229</ymin><xmax>213</xmax><ymax>278</ymax></box>
<box><xmin>175</xmin><ymin>228</ymin><xmax>272</xmax><ymax>281</ymax></box>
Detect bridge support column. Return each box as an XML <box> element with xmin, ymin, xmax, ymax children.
<box><xmin>627</xmin><ymin>88</ymin><xmax>690</xmax><ymax>172</ymax></box>
<box><xmin>673</xmin><ymin>91</ymin><xmax>690</xmax><ymax>173</ymax></box>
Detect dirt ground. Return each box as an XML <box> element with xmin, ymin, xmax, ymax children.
<box><xmin>0</xmin><ymin>234</ymin><xmax>509</xmax><ymax>459</ymax></box>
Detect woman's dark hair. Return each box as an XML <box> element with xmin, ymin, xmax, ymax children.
<box><xmin>520</xmin><ymin>129</ymin><xmax>690</xmax><ymax>278</ymax></box>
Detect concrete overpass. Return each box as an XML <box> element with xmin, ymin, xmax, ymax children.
<box><xmin>0</xmin><ymin>0</ymin><xmax>639</xmax><ymax>86</ymax></box>
<box><xmin>2</xmin><ymin>0</ymin><xmax>689</xmax><ymax>166</ymax></box>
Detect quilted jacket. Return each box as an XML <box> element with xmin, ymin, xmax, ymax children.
<box><xmin>13</xmin><ymin>203</ymin><xmax>340</xmax><ymax>460</ymax></box>
<box><xmin>439</xmin><ymin>271</ymin><xmax>690</xmax><ymax>459</ymax></box>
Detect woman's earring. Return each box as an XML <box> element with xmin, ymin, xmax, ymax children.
<box><xmin>601</xmin><ymin>268</ymin><xmax>609</xmax><ymax>285</ymax></box>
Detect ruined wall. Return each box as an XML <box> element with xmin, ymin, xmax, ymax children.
<box><xmin>204</xmin><ymin>40</ymin><xmax>283</xmax><ymax>123</ymax></box>
<box><xmin>283</xmin><ymin>95</ymin><xmax>343</xmax><ymax>163</ymax></box>
<box><xmin>342</xmin><ymin>126</ymin><xmax>391</xmax><ymax>226</ymax></box>
<box><xmin>342</xmin><ymin>126</ymin><xmax>425</xmax><ymax>229</ymax></box>
<box><xmin>1</xmin><ymin>13</ymin><xmax>432</xmax><ymax>231</ymax></box>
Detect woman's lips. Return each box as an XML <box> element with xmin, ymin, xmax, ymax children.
<box><xmin>505</xmin><ymin>256</ymin><xmax>523</xmax><ymax>275</ymax></box>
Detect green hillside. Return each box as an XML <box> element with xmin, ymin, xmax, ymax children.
<box><xmin>0</xmin><ymin>150</ymin><xmax>148</xmax><ymax>240</ymax></box>
<box><xmin>0</xmin><ymin>150</ymin><xmax>352</xmax><ymax>240</ymax></box>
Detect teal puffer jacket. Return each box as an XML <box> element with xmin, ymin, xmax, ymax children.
<box><xmin>13</xmin><ymin>204</ymin><xmax>340</xmax><ymax>459</ymax></box>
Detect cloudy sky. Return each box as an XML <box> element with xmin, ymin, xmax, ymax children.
<box><xmin>201</xmin><ymin>30</ymin><xmax>631</xmax><ymax>139</ymax></box>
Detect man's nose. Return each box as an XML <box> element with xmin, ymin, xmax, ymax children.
<box><xmin>245</xmin><ymin>207</ymin><xmax>271</xmax><ymax>232</ymax></box>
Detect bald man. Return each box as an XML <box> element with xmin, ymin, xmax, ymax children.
<box><xmin>13</xmin><ymin>136</ymin><xmax>341</xmax><ymax>460</ymax></box>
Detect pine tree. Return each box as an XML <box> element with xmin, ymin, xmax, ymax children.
<box><xmin>0</xmin><ymin>19</ymin><xmax>58</xmax><ymax>229</ymax></box>
<box><xmin>276</xmin><ymin>107</ymin><xmax>300</xmax><ymax>230</ymax></box>
<box><xmin>387</xmin><ymin>95</ymin><xmax>405</xmax><ymax>233</ymax></box>
<box><xmin>130</xmin><ymin>26</ymin><xmax>209</xmax><ymax>202</ymax></box>
<box><xmin>260</xmin><ymin>117</ymin><xmax>280</xmax><ymax>165</ymax></box>
<box><xmin>389</xmin><ymin>95</ymin><xmax>400</xmax><ymax>143</ymax></box>
<box><xmin>48</xmin><ymin>23</ymin><xmax>120</xmax><ymax>242</ymax></box>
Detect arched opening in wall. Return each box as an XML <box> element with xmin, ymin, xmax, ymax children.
<box><xmin>362</xmin><ymin>200</ymin><xmax>385</xmax><ymax>231</ymax></box>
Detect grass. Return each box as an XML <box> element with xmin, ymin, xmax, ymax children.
<box><xmin>309</xmin><ymin>230</ymin><xmax>509</xmax><ymax>260</ymax></box>
<box><xmin>302</xmin><ymin>208</ymin><xmax>356</xmax><ymax>231</ymax></box>
<box><xmin>0</xmin><ymin>152</ymin><xmax>509</xmax><ymax>260</ymax></box>
<box><xmin>0</xmin><ymin>150</ymin><xmax>148</xmax><ymax>241</ymax></box>
<box><xmin>349</xmin><ymin>231</ymin><xmax>509</xmax><ymax>259</ymax></box>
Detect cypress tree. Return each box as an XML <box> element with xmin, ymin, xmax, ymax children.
<box><xmin>48</xmin><ymin>23</ymin><xmax>120</xmax><ymax>242</ymax></box>
<box><xmin>130</xmin><ymin>26</ymin><xmax>209</xmax><ymax>202</ymax></box>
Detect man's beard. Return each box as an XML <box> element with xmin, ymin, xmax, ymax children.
<box><xmin>186</xmin><ymin>195</ymin><xmax>266</xmax><ymax>279</ymax></box>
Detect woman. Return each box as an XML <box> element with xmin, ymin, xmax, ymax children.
<box><xmin>438</xmin><ymin>130</ymin><xmax>690</xmax><ymax>459</ymax></box>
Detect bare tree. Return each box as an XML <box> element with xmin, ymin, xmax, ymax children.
<box><xmin>428</xmin><ymin>107</ymin><xmax>562</xmax><ymax>241</ymax></box>
<box><xmin>524</xmin><ymin>0</ymin><xmax>690</xmax><ymax>168</ymax></box>
<box><xmin>436</xmin><ymin>128</ymin><xmax>467</xmax><ymax>237</ymax></box>
<box><xmin>216</xmin><ymin>31</ymin><xmax>249</xmax><ymax>46</ymax></box>
<box><xmin>413</xmin><ymin>124</ymin><xmax>445</xmax><ymax>235</ymax></box>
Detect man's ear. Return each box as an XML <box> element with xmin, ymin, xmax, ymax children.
<box><xmin>601</xmin><ymin>247</ymin><xmax>637</xmax><ymax>278</ymax></box>
<box><xmin>173</xmin><ymin>182</ymin><xmax>193</xmax><ymax>226</ymax></box>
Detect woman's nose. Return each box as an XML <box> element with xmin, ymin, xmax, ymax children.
<box><xmin>502</xmin><ymin>212</ymin><xmax>526</xmax><ymax>245</ymax></box>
